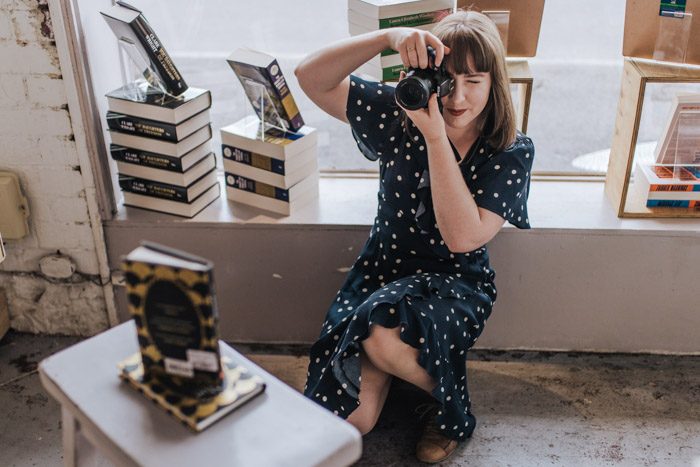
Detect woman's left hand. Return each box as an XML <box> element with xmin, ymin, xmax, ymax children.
<box><xmin>402</xmin><ymin>92</ymin><xmax>447</xmax><ymax>144</ymax></box>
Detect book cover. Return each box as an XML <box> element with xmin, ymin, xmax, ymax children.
<box><xmin>220</xmin><ymin>116</ymin><xmax>317</xmax><ymax>160</ymax></box>
<box><xmin>122</xmin><ymin>242</ymin><xmax>223</xmax><ymax>394</ymax></box>
<box><xmin>110</xmin><ymin>140</ymin><xmax>212</xmax><ymax>173</ymax></box>
<box><xmin>106</xmin><ymin>83</ymin><xmax>211</xmax><ymax>124</ymax></box>
<box><xmin>638</xmin><ymin>163</ymin><xmax>700</xmax><ymax>185</ymax></box>
<box><xmin>123</xmin><ymin>183</ymin><xmax>220</xmax><ymax>218</ymax></box>
<box><xmin>226</xmin><ymin>48</ymin><xmax>305</xmax><ymax>133</ymax></box>
<box><xmin>117</xmin><ymin>152</ymin><xmax>215</xmax><ymax>187</ymax></box>
<box><xmin>348</xmin><ymin>8</ymin><xmax>451</xmax><ymax>29</ymax></box>
<box><xmin>654</xmin><ymin>94</ymin><xmax>700</xmax><ymax>164</ymax></box>
<box><xmin>118</xmin><ymin>352</ymin><xmax>265</xmax><ymax>432</ymax></box>
<box><xmin>107</xmin><ymin>109</ymin><xmax>210</xmax><ymax>143</ymax></box>
<box><xmin>101</xmin><ymin>1</ymin><xmax>188</xmax><ymax>95</ymax></box>
<box><xmin>646</xmin><ymin>199</ymin><xmax>700</xmax><ymax>208</ymax></box>
<box><xmin>119</xmin><ymin>168</ymin><xmax>217</xmax><ymax>203</ymax></box>
<box><xmin>348</xmin><ymin>0</ymin><xmax>455</xmax><ymax>19</ymax></box>
<box><xmin>109</xmin><ymin>124</ymin><xmax>212</xmax><ymax>158</ymax></box>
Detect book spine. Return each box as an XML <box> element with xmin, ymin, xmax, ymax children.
<box><xmin>119</xmin><ymin>176</ymin><xmax>191</xmax><ymax>202</ymax></box>
<box><xmin>110</xmin><ymin>145</ymin><xmax>184</xmax><ymax>172</ymax></box>
<box><xmin>221</xmin><ymin>144</ymin><xmax>285</xmax><ymax>175</ymax></box>
<box><xmin>649</xmin><ymin>184</ymin><xmax>700</xmax><ymax>192</ymax></box>
<box><xmin>646</xmin><ymin>199</ymin><xmax>700</xmax><ymax>208</ymax></box>
<box><xmin>225</xmin><ymin>173</ymin><xmax>289</xmax><ymax>202</ymax></box>
<box><xmin>378</xmin><ymin>9</ymin><xmax>451</xmax><ymax>29</ymax></box>
<box><xmin>265</xmin><ymin>60</ymin><xmax>305</xmax><ymax>132</ymax></box>
<box><xmin>131</xmin><ymin>14</ymin><xmax>188</xmax><ymax>95</ymax></box>
<box><xmin>107</xmin><ymin>112</ymin><xmax>178</xmax><ymax>141</ymax></box>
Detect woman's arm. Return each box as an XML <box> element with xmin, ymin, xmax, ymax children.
<box><xmin>410</xmin><ymin>96</ymin><xmax>505</xmax><ymax>253</ymax></box>
<box><xmin>294</xmin><ymin>29</ymin><xmax>447</xmax><ymax>123</ymax></box>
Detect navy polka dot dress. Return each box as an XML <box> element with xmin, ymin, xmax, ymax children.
<box><xmin>303</xmin><ymin>75</ymin><xmax>534</xmax><ymax>441</ymax></box>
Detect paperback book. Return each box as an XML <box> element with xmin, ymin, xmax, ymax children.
<box><xmin>120</xmin><ymin>242</ymin><xmax>265</xmax><ymax>431</ymax></box>
<box><xmin>106</xmin><ymin>109</ymin><xmax>210</xmax><ymax>142</ymax></box>
<box><xmin>220</xmin><ymin>116</ymin><xmax>317</xmax><ymax>160</ymax></box>
<box><xmin>122</xmin><ymin>183</ymin><xmax>220</xmax><ymax>218</ymax></box>
<box><xmin>348</xmin><ymin>8</ymin><xmax>451</xmax><ymax>29</ymax></box>
<box><xmin>119</xmin><ymin>168</ymin><xmax>217</xmax><ymax>203</ymax></box>
<box><xmin>348</xmin><ymin>0</ymin><xmax>455</xmax><ymax>19</ymax></box>
<box><xmin>101</xmin><ymin>1</ymin><xmax>188</xmax><ymax>96</ymax></box>
<box><xmin>222</xmin><ymin>144</ymin><xmax>318</xmax><ymax>189</ymax></box>
<box><xmin>117</xmin><ymin>151</ymin><xmax>216</xmax><ymax>187</ymax></box>
<box><xmin>106</xmin><ymin>83</ymin><xmax>211</xmax><ymax>125</ymax></box>
<box><xmin>227</xmin><ymin>48</ymin><xmax>305</xmax><ymax>133</ymax></box>
<box><xmin>225</xmin><ymin>171</ymin><xmax>319</xmax><ymax>215</ymax></box>
<box><xmin>110</xmin><ymin>140</ymin><xmax>212</xmax><ymax>173</ymax></box>
<box><xmin>109</xmin><ymin>124</ymin><xmax>212</xmax><ymax>158</ymax></box>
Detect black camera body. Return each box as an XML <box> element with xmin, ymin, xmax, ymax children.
<box><xmin>395</xmin><ymin>46</ymin><xmax>454</xmax><ymax>110</ymax></box>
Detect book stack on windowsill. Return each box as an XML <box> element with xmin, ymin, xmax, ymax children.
<box><xmin>349</xmin><ymin>0</ymin><xmax>455</xmax><ymax>81</ymax></box>
<box><xmin>635</xmin><ymin>163</ymin><xmax>700</xmax><ymax>210</ymax></box>
<box><xmin>222</xmin><ymin>48</ymin><xmax>319</xmax><ymax>216</ymax></box>
<box><xmin>105</xmin><ymin>82</ymin><xmax>220</xmax><ymax>218</ymax></box>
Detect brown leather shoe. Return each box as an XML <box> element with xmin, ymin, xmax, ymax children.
<box><xmin>414</xmin><ymin>404</ymin><xmax>460</xmax><ymax>464</ymax></box>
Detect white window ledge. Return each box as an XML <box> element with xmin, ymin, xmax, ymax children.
<box><xmin>106</xmin><ymin>174</ymin><xmax>700</xmax><ymax>235</ymax></box>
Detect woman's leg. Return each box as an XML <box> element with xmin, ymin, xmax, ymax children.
<box><xmin>346</xmin><ymin>351</ymin><xmax>393</xmax><ymax>435</ymax></box>
<box><xmin>362</xmin><ymin>324</ymin><xmax>436</xmax><ymax>394</ymax></box>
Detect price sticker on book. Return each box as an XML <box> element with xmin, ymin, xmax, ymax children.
<box><xmin>187</xmin><ymin>349</ymin><xmax>220</xmax><ymax>372</ymax></box>
<box><xmin>164</xmin><ymin>357</ymin><xmax>194</xmax><ymax>378</ymax></box>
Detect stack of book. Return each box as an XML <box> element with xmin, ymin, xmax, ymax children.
<box><xmin>636</xmin><ymin>163</ymin><xmax>700</xmax><ymax>210</ymax></box>
<box><xmin>349</xmin><ymin>0</ymin><xmax>455</xmax><ymax>81</ymax></box>
<box><xmin>222</xmin><ymin>49</ymin><xmax>319</xmax><ymax>216</ymax></box>
<box><xmin>106</xmin><ymin>83</ymin><xmax>220</xmax><ymax>218</ymax></box>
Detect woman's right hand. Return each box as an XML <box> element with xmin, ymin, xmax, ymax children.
<box><xmin>386</xmin><ymin>27</ymin><xmax>449</xmax><ymax>70</ymax></box>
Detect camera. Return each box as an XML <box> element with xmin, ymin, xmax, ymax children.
<box><xmin>394</xmin><ymin>46</ymin><xmax>454</xmax><ymax>110</ymax></box>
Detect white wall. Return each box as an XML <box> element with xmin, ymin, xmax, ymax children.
<box><xmin>0</xmin><ymin>0</ymin><xmax>109</xmax><ymax>335</ymax></box>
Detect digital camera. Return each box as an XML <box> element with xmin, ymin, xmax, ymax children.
<box><xmin>395</xmin><ymin>46</ymin><xmax>454</xmax><ymax>110</ymax></box>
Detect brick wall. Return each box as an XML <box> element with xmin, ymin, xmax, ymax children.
<box><xmin>0</xmin><ymin>0</ymin><xmax>109</xmax><ymax>335</ymax></box>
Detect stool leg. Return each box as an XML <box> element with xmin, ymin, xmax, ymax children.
<box><xmin>62</xmin><ymin>407</ymin><xmax>78</xmax><ymax>467</ymax></box>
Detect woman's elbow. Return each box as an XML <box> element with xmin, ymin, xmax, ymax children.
<box><xmin>445</xmin><ymin>236</ymin><xmax>485</xmax><ymax>254</ymax></box>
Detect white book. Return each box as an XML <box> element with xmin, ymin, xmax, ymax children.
<box><xmin>110</xmin><ymin>125</ymin><xmax>212</xmax><ymax>158</ymax></box>
<box><xmin>349</xmin><ymin>20</ymin><xmax>437</xmax><ymax>36</ymax></box>
<box><xmin>654</xmin><ymin>93</ymin><xmax>700</xmax><ymax>164</ymax></box>
<box><xmin>225</xmin><ymin>172</ymin><xmax>319</xmax><ymax>215</ymax></box>
<box><xmin>106</xmin><ymin>85</ymin><xmax>211</xmax><ymax>125</ymax></box>
<box><xmin>116</xmin><ymin>152</ymin><xmax>215</xmax><ymax>187</ymax></box>
<box><xmin>348</xmin><ymin>7</ymin><xmax>450</xmax><ymax>29</ymax></box>
<box><xmin>220</xmin><ymin>116</ymin><xmax>317</xmax><ymax>160</ymax></box>
<box><xmin>348</xmin><ymin>0</ymin><xmax>455</xmax><ymax>19</ymax></box>
<box><xmin>223</xmin><ymin>156</ymin><xmax>318</xmax><ymax>189</ymax></box>
<box><xmin>123</xmin><ymin>182</ymin><xmax>220</xmax><ymax>218</ymax></box>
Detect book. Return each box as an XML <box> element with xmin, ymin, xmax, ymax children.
<box><xmin>101</xmin><ymin>1</ymin><xmax>188</xmax><ymax>96</ymax></box>
<box><xmin>117</xmin><ymin>151</ymin><xmax>215</xmax><ymax>187</ymax></box>
<box><xmin>110</xmin><ymin>140</ymin><xmax>212</xmax><ymax>173</ymax></box>
<box><xmin>348</xmin><ymin>8</ymin><xmax>451</xmax><ymax>29</ymax></box>
<box><xmin>225</xmin><ymin>172</ymin><xmax>319</xmax><ymax>215</ymax></box>
<box><xmin>109</xmin><ymin>124</ymin><xmax>212</xmax><ymax>158</ymax></box>
<box><xmin>119</xmin><ymin>168</ymin><xmax>217</xmax><ymax>203</ymax></box>
<box><xmin>226</xmin><ymin>48</ymin><xmax>305</xmax><ymax>133</ymax></box>
<box><xmin>348</xmin><ymin>0</ymin><xmax>455</xmax><ymax>19</ymax></box>
<box><xmin>120</xmin><ymin>242</ymin><xmax>265</xmax><ymax>431</ymax></box>
<box><xmin>106</xmin><ymin>83</ymin><xmax>211</xmax><ymax>125</ymax></box>
<box><xmin>123</xmin><ymin>182</ymin><xmax>220</xmax><ymax>218</ymax></box>
<box><xmin>106</xmin><ymin>109</ymin><xmax>210</xmax><ymax>142</ymax></box>
<box><xmin>646</xmin><ymin>199</ymin><xmax>700</xmax><ymax>208</ymax></box>
<box><xmin>636</xmin><ymin>163</ymin><xmax>700</xmax><ymax>187</ymax></box>
<box><xmin>222</xmin><ymin>146</ymin><xmax>318</xmax><ymax>189</ymax></box>
<box><xmin>654</xmin><ymin>94</ymin><xmax>700</xmax><ymax>164</ymax></box>
<box><xmin>349</xmin><ymin>20</ymin><xmax>437</xmax><ymax>36</ymax></box>
<box><xmin>118</xmin><ymin>352</ymin><xmax>265</xmax><ymax>432</ymax></box>
<box><xmin>220</xmin><ymin>116</ymin><xmax>317</xmax><ymax>160</ymax></box>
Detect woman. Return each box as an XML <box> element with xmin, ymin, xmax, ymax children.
<box><xmin>295</xmin><ymin>11</ymin><xmax>534</xmax><ymax>464</ymax></box>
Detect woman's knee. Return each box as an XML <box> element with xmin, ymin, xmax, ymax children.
<box><xmin>362</xmin><ymin>325</ymin><xmax>403</xmax><ymax>372</ymax></box>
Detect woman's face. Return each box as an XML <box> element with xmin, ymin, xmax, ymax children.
<box><xmin>440</xmin><ymin>54</ymin><xmax>492</xmax><ymax>133</ymax></box>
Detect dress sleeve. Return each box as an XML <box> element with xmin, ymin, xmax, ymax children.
<box><xmin>468</xmin><ymin>135</ymin><xmax>534</xmax><ymax>229</ymax></box>
<box><xmin>346</xmin><ymin>75</ymin><xmax>400</xmax><ymax>162</ymax></box>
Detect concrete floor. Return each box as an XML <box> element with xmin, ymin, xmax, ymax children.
<box><xmin>1</xmin><ymin>332</ymin><xmax>699</xmax><ymax>467</ymax></box>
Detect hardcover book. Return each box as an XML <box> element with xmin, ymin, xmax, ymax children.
<box><xmin>109</xmin><ymin>124</ymin><xmax>212</xmax><ymax>158</ymax></box>
<box><xmin>110</xmin><ymin>140</ymin><xmax>212</xmax><ymax>173</ymax></box>
<box><xmin>226</xmin><ymin>48</ymin><xmax>305</xmax><ymax>133</ymax></box>
<box><xmin>123</xmin><ymin>183</ymin><xmax>220</xmax><ymax>218</ymax></box>
<box><xmin>117</xmin><ymin>152</ymin><xmax>216</xmax><ymax>187</ymax></box>
<box><xmin>106</xmin><ymin>83</ymin><xmax>211</xmax><ymax>125</ymax></box>
<box><xmin>119</xmin><ymin>168</ymin><xmax>217</xmax><ymax>203</ymax></box>
<box><xmin>101</xmin><ymin>1</ymin><xmax>188</xmax><ymax>95</ymax></box>
<box><xmin>107</xmin><ymin>109</ymin><xmax>210</xmax><ymax>142</ymax></box>
<box><xmin>120</xmin><ymin>242</ymin><xmax>265</xmax><ymax>430</ymax></box>
<box><xmin>220</xmin><ymin>116</ymin><xmax>317</xmax><ymax>160</ymax></box>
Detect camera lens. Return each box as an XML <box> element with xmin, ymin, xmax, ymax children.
<box><xmin>395</xmin><ymin>77</ymin><xmax>432</xmax><ymax>110</ymax></box>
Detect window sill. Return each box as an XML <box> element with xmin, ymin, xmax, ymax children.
<box><xmin>105</xmin><ymin>173</ymin><xmax>700</xmax><ymax>235</ymax></box>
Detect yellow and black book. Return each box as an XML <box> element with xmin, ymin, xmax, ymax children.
<box><xmin>118</xmin><ymin>352</ymin><xmax>265</xmax><ymax>432</ymax></box>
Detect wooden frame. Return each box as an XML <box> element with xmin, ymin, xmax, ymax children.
<box><xmin>604</xmin><ymin>57</ymin><xmax>700</xmax><ymax>218</ymax></box>
<box><xmin>506</xmin><ymin>59</ymin><xmax>533</xmax><ymax>134</ymax></box>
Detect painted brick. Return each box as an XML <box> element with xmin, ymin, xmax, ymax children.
<box><xmin>0</xmin><ymin>243</ymin><xmax>46</xmax><ymax>273</ymax></box>
<box><xmin>0</xmin><ymin>108</ymin><xmax>72</xmax><ymax>136</ymax></box>
<box><xmin>62</xmin><ymin>247</ymin><xmax>100</xmax><ymax>275</ymax></box>
<box><xmin>26</xmin><ymin>75</ymin><xmax>66</xmax><ymax>107</ymax></box>
<box><xmin>0</xmin><ymin>1</ymin><xmax>35</xmax><ymax>11</ymax></box>
<box><xmin>38</xmin><ymin>135</ymin><xmax>79</xmax><ymax>166</ymax></box>
<box><xmin>0</xmin><ymin>74</ymin><xmax>27</xmax><ymax>108</ymax></box>
<box><xmin>0</xmin><ymin>135</ymin><xmax>42</xmax><ymax>165</ymax></box>
<box><xmin>13</xmin><ymin>10</ymin><xmax>41</xmax><ymax>44</ymax></box>
<box><xmin>35</xmin><ymin>220</ymin><xmax>94</xmax><ymax>250</ymax></box>
<box><xmin>0</xmin><ymin>9</ymin><xmax>14</xmax><ymax>40</ymax></box>
<box><xmin>0</xmin><ymin>42</ymin><xmax>60</xmax><ymax>74</ymax></box>
<box><xmin>32</xmin><ymin>195</ymin><xmax>90</xmax><ymax>225</ymax></box>
<box><xmin>28</xmin><ymin>165</ymin><xmax>84</xmax><ymax>197</ymax></box>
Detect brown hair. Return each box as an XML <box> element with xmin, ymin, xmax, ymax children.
<box><xmin>423</xmin><ymin>10</ymin><xmax>517</xmax><ymax>152</ymax></box>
